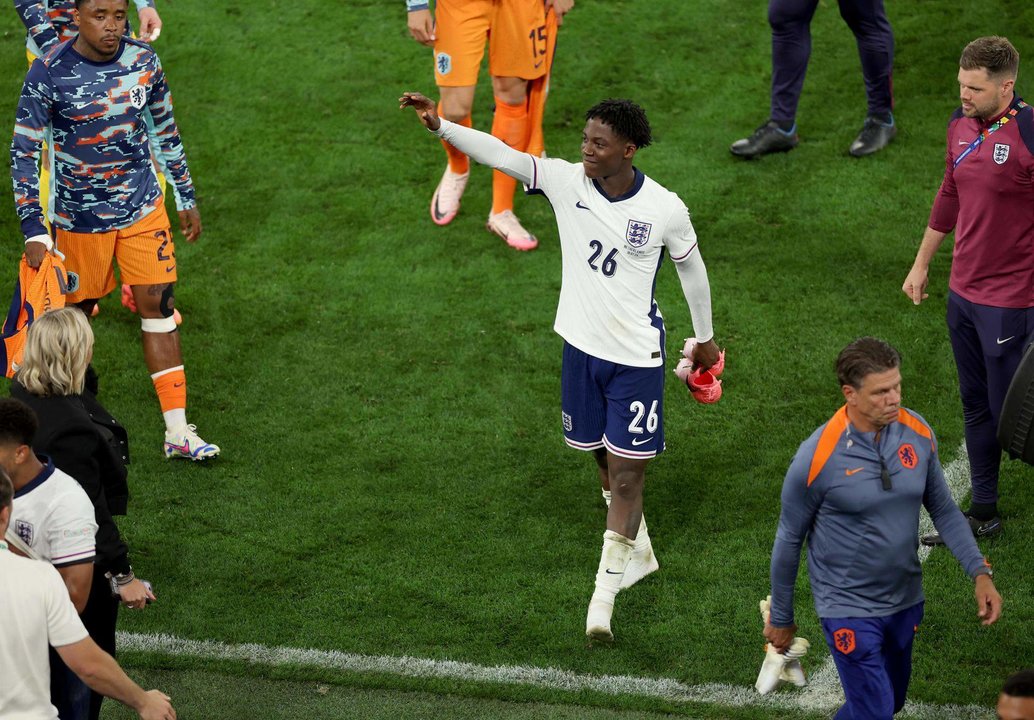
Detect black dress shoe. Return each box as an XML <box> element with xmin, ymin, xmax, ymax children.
<box><xmin>849</xmin><ymin>117</ymin><xmax>897</xmax><ymax>157</ymax></box>
<box><xmin>730</xmin><ymin>121</ymin><xmax>799</xmax><ymax>158</ymax></box>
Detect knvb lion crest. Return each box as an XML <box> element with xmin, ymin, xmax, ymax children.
<box><xmin>993</xmin><ymin>143</ymin><xmax>1010</xmax><ymax>165</ymax></box>
<box><xmin>833</xmin><ymin>627</ymin><xmax>856</xmax><ymax>654</ymax></box>
<box><xmin>625</xmin><ymin>219</ymin><xmax>652</xmax><ymax>248</ymax></box>
<box><xmin>15</xmin><ymin>519</ymin><xmax>33</xmax><ymax>547</ymax></box>
<box><xmin>129</xmin><ymin>85</ymin><xmax>147</xmax><ymax>110</ymax></box>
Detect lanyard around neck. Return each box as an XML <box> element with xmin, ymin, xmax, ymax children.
<box><xmin>954</xmin><ymin>100</ymin><xmax>1029</xmax><ymax>168</ymax></box>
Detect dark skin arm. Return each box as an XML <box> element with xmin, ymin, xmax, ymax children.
<box><xmin>399</xmin><ymin>92</ymin><xmax>441</xmax><ymax>131</ymax></box>
<box><xmin>177</xmin><ymin>207</ymin><xmax>201</xmax><ymax>243</ymax></box>
<box><xmin>691</xmin><ymin>339</ymin><xmax>720</xmax><ymax>372</ymax></box>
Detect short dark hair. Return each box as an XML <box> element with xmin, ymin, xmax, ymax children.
<box><xmin>585</xmin><ymin>99</ymin><xmax>652</xmax><ymax>148</ymax></box>
<box><xmin>1003</xmin><ymin>669</ymin><xmax>1034</xmax><ymax>698</ymax></box>
<box><xmin>0</xmin><ymin>468</ymin><xmax>11</xmax><ymax>514</ymax></box>
<box><xmin>960</xmin><ymin>36</ymin><xmax>1019</xmax><ymax>80</ymax></box>
<box><xmin>0</xmin><ymin>398</ymin><xmax>38</xmax><ymax>448</ymax></box>
<box><xmin>836</xmin><ymin>337</ymin><xmax>901</xmax><ymax>389</ymax></box>
<box><xmin>74</xmin><ymin>0</ymin><xmax>129</xmax><ymax>8</ymax></box>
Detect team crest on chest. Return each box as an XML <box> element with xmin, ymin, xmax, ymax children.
<box><xmin>15</xmin><ymin>519</ymin><xmax>34</xmax><ymax>547</ymax></box>
<box><xmin>625</xmin><ymin>219</ymin><xmax>652</xmax><ymax>248</ymax></box>
<box><xmin>129</xmin><ymin>85</ymin><xmax>147</xmax><ymax>110</ymax></box>
<box><xmin>993</xmin><ymin>143</ymin><xmax>1010</xmax><ymax>165</ymax></box>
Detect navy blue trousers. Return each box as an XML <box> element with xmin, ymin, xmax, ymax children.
<box><xmin>822</xmin><ymin>602</ymin><xmax>924</xmax><ymax>720</ymax></box>
<box><xmin>947</xmin><ymin>291</ymin><xmax>1034</xmax><ymax>506</ymax></box>
<box><xmin>768</xmin><ymin>0</ymin><xmax>894</xmax><ymax>122</ymax></box>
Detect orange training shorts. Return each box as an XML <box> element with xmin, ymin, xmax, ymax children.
<box><xmin>56</xmin><ymin>203</ymin><xmax>177</xmax><ymax>303</ymax></box>
<box><xmin>433</xmin><ymin>0</ymin><xmax>548</xmax><ymax>87</ymax></box>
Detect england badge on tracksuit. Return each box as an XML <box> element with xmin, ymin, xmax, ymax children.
<box><xmin>994</xmin><ymin>143</ymin><xmax>1010</xmax><ymax>165</ymax></box>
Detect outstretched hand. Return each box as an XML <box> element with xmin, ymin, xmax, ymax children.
<box><xmin>399</xmin><ymin>92</ymin><xmax>441</xmax><ymax>131</ymax></box>
<box><xmin>975</xmin><ymin>573</ymin><xmax>1002</xmax><ymax>626</ymax></box>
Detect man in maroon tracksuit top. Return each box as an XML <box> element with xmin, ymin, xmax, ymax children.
<box><xmin>903</xmin><ymin>36</ymin><xmax>1034</xmax><ymax>544</ymax></box>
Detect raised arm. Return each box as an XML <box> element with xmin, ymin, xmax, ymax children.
<box><xmin>400</xmin><ymin>92</ymin><xmax>535</xmax><ymax>185</ymax></box>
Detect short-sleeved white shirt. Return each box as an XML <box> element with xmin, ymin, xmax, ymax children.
<box><xmin>0</xmin><ymin>545</ymin><xmax>89</xmax><ymax>719</ymax></box>
<box><xmin>527</xmin><ymin>158</ymin><xmax>698</xmax><ymax>367</ymax></box>
<box><xmin>12</xmin><ymin>459</ymin><xmax>96</xmax><ymax>566</ymax></box>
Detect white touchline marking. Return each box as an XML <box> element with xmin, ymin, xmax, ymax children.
<box><xmin>116</xmin><ymin>629</ymin><xmax>988</xmax><ymax>717</ymax></box>
<box><xmin>115</xmin><ymin>454</ymin><xmax>982</xmax><ymax>718</ymax></box>
<box><xmin>797</xmin><ymin>442</ymin><xmax>971</xmax><ymax>711</ymax></box>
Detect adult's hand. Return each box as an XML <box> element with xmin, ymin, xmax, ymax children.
<box><xmin>407</xmin><ymin>9</ymin><xmax>435</xmax><ymax>46</ymax></box>
<box><xmin>399</xmin><ymin>92</ymin><xmax>441</xmax><ymax>131</ymax></box>
<box><xmin>975</xmin><ymin>573</ymin><xmax>1002</xmax><ymax>626</ymax></box>
<box><xmin>763</xmin><ymin>621</ymin><xmax>797</xmax><ymax>653</ymax></box>
<box><xmin>902</xmin><ymin>265</ymin><xmax>929</xmax><ymax>305</ymax></box>
<box><xmin>691</xmin><ymin>338</ymin><xmax>720</xmax><ymax>371</ymax></box>
<box><xmin>178</xmin><ymin>207</ymin><xmax>202</xmax><ymax>242</ymax></box>
<box><xmin>137</xmin><ymin>7</ymin><xmax>163</xmax><ymax>42</ymax></box>
<box><xmin>545</xmin><ymin>0</ymin><xmax>574</xmax><ymax>24</ymax></box>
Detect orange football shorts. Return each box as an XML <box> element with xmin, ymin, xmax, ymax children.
<box><xmin>433</xmin><ymin>0</ymin><xmax>549</xmax><ymax>86</ymax></box>
<box><xmin>56</xmin><ymin>203</ymin><xmax>177</xmax><ymax>303</ymax></box>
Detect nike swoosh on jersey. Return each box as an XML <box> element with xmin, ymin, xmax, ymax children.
<box><xmin>605</xmin><ymin>568</ymin><xmax>622</xmax><ymax>574</ymax></box>
<box><xmin>631</xmin><ymin>437</ymin><xmax>652</xmax><ymax>446</ymax></box>
<box><xmin>576</xmin><ymin>201</ymin><xmax>589</xmax><ymax>210</ymax></box>
<box><xmin>997</xmin><ymin>336</ymin><xmax>1015</xmax><ymax>345</ymax></box>
<box><xmin>846</xmin><ymin>467</ymin><xmax>864</xmax><ymax>476</ymax></box>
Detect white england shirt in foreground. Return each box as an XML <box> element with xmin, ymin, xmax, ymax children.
<box><xmin>528</xmin><ymin>158</ymin><xmax>697</xmax><ymax>368</ymax></box>
<box><xmin>0</xmin><ymin>546</ymin><xmax>89</xmax><ymax>719</ymax></box>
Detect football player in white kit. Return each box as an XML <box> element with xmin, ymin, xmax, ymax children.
<box><xmin>401</xmin><ymin>91</ymin><xmax>720</xmax><ymax>642</ymax></box>
<box><xmin>0</xmin><ymin>398</ymin><xmax>98</xmax><ymax>718</ymax></box>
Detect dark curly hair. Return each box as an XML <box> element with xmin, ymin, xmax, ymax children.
<box><xmin>585</xmin><ymin>99</ymin><xmax>652</xmax><ymax>148</ymax></box>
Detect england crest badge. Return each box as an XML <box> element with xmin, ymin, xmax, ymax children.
<box><xmin>626</xmin><ymin>219</ymin><xmax>652</xmax><ymax>248</ymax></box>
<box><xmin>993</xmin><ymin>143</ymin><xmax>1010</xmax><ymax>165</ymax></box>
<box><xmin>15</xmin><ymin>519</ymin><xmax>33</xmax><ymax>546</ymax></box>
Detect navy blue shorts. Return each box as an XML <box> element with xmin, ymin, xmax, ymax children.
<box><xmin>560</xmin><ymin>341</ymin><xmax>665</xmax><ymax>459</ymax></box>
<box><xmin>821</xmin><ymin>602</ymin><xmax>924</xmax><ymax>720</ymax></box>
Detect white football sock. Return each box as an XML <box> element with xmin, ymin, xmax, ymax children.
<box><xmin>586</xmin><ymin>530</ymin><xmax>633</xmax><ymax>640</ymax></box>
<box><xmin>592</xmin><ymin>530</ymin><xmax>633</xmax><ymax>604</ymax></box>
<box><xmin>163</xmin><ymin>409</ymin><xmax>187</xmax><ymax>434</ymax></box>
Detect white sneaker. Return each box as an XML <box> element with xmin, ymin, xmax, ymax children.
<box><xmin>164</xmin><ymin>424</ymin><xmax>220</xmax><ymax>461</ymax></box>
<box><xmin>487</xmin><ymin>210</ymin><xmax>538</xmax><ymax>251</ymax></box>
<box><xmin>620</xmin><ymin>545</ymin><xmax>659</xmax><ymax>589</ymax></box>
<box><xmin>585</xmin><ymin>597</ymin><xmax>614</xmax><ymax>642</ymax></box>
<box><xmin>430</xmin><ymin>167</ymin><xmax>469</xmax><ymax>226</ymax></box>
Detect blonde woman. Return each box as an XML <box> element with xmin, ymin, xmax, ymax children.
<box><xmin>12</xmin><ymin>307</ymin><xmax>154</xmax><ymax>720</ymax></box>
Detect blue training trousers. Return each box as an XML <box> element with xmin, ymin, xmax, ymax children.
<box><xmin>767</xmin><ymin>0</ymin><xmax>894</xmax><ymax>122</ymax></box>
<box><xmin>822</xmin><ymin>602</ymin><xmax>924</xmax><ymax>720</ymax></box>
<box><xmin>947</xmin><ymin>291</ymin><xmax>1034</xmax><ymax>506</ymax></box>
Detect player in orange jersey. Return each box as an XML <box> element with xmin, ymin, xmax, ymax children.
<box><xmin>406</xmin><ymin>0</ymin><xmax>573</xmax><ymax>251</ymax></box>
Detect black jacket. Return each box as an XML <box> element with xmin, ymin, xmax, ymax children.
<box><xmin>11</xmin><ymin>380</ymin><xmax>132</xmax><ymax>575</ymax></box>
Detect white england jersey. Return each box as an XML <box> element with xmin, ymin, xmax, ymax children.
<box><xmin>0</xmin><ymin>548</ymin><xmax>89</xmax><ymax>720</ymax></box>
<box><xmin>527</xmin><ymin>158</ymin><xmax>698</xmax><ymax>367</ymax></box>
<box><xmin>12</xmin><ymin>460</ymin><xmax>97</xmax><ymax>567</ymax></box>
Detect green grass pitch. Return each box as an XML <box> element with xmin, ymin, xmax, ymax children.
<box><xmin>1</xmin><ymin>1</ymin><xmax>1033</xmax><ymax>718</ymax></box>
